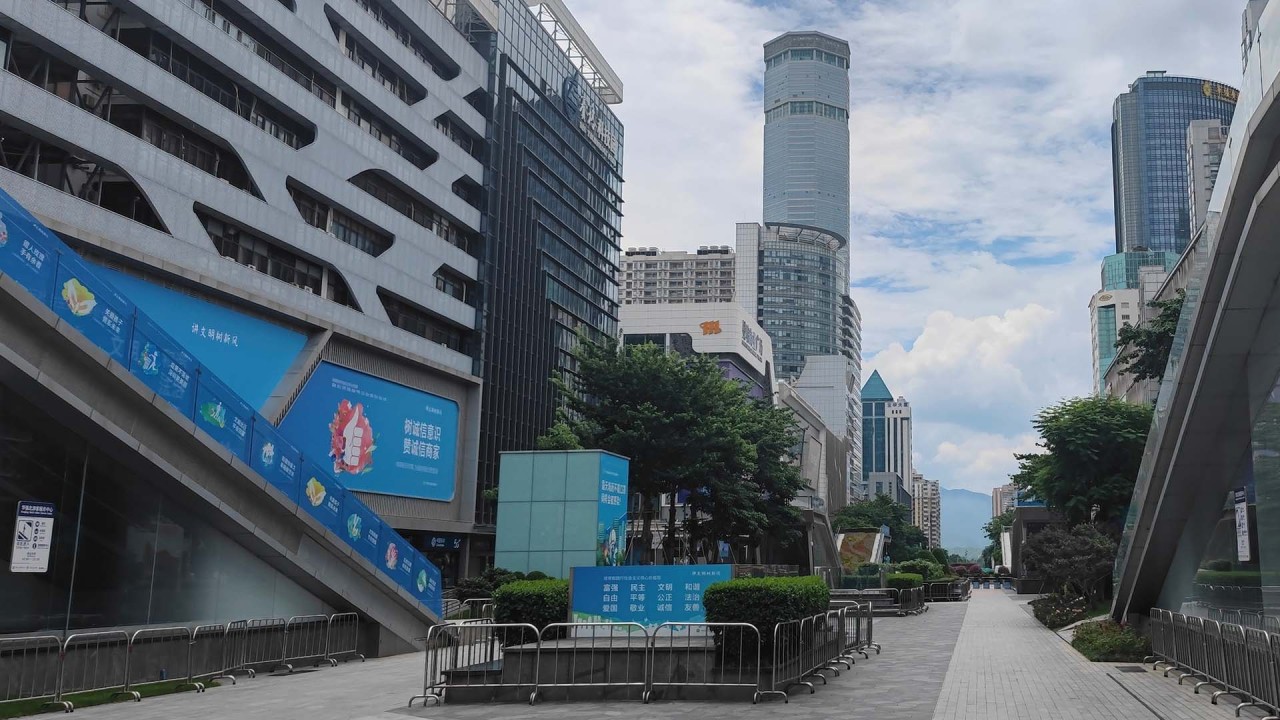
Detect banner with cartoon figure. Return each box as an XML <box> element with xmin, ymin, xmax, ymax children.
<box><xmin>194</xmin><ymin>372</ymin><xmax>253</xmax><ymax>460</ymax></box>
<box><xmin>341</xmin><ymin>493</ymin><xmax>383</xmax><ymax>566</ymax></box>
<box><xmin>597</xmin><ymin>453</ymin><xmax>629</xmax><ymax>566</ymax></box>
<box><xmin>130</xmin><ymin>314</ymin><xmax>198</xmax><ymax>415</ymax></box>
<box><xmin>251</xmin><ymin>421</ymin><xmax>302</xmax><ymax>502</ymax></box>
<box><xmin>51</xmin><ymin>253</ymin><xmax>134</xmax><ymax>363</ymax></box>
<box><xmin>279</xmin><ymin>362</ymin><xmax>459</xmax><ymax>501</ymax></box>
<box><xmin>299</xmin><ymin>459</ymin><xmax>345</xmax><ymax>536</ymax></box>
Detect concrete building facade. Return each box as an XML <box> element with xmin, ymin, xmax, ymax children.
<box><xmin>620</xmin><ymin>246</ymin><xmax>735</xmax><ymax>305</ymax></box>
<box><xmin>912</xmin><ymin>472</ymin><xmax>942</xmax><ymax>549</ymax></box>
<box><xmin>992</xmin><ymin>482</ymin><xmax>1017</xmax><ymax>518</ymax></box>
<box><xmin>861</xmin><ymin>370</ymin><xmax>912</xmax><ymax>501</ymax></box>
<box><xmin>1187</xmin><ymin>118</ymin><xmax>1229</xmax><ymax>237</ymax></box>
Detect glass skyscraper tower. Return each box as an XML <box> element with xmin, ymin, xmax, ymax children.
<box><xmin>1112</xmin><ymin>72</ymin><xmax>1237</xmax><ymax>254</ymax></box>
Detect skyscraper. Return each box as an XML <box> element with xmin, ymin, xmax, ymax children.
<box><xmin>861</xmin><ymin>370</ymin><xmax>912</xmax><ymax>498</ymax></box>
<box><xmin>1112</xmin><ymin>72</ymin><xmax>1237</xmax><ymax>255</ymax></box>
<box><xmin>912</xmin><ymin>473</ymin><xmax>942</xmax><ymax>549</ymax></box>
<box><xmin>1186</xmin><ymin>119</ymin><xmax>1229</xmax><ymax>237</ymax></box>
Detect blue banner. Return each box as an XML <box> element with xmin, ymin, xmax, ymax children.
<box><xmin>194</xmin><ymin>373</ymin><xmax>253</xmax><ymax>460</ymax></box>
<box><xmin>571</xmin><ymin>565</ymin><xmax>733</xmax><ymax>629</ymax></box>
<box><xmin>408</xmin><ymin>547</ymin><xmax>443</xmax><ymax>615</ymax></box>
<box><xmin>280</xmin><ymin>362</ymin><xmax>459</xmax><ymax>502</ymax></box>
<box><xmin>0</xmin><ymin>191</ymin><xmax>58</xmax><ymax>303</ymax></box>
<box><xmin>251</xmin><ymin>422</ymin><xmax>302</xmax><ymax>502</ymax></box>
<box><xmin>93</xmin><ymin>266</ymin><xmax>308</xmax><ymax>410</ymax></box>
<box><xmin>299</xmin><ymin>459</ymin><xmax>345</xmax><ymax>535</ymax></box>
<box><xmin>130</xmin><ymin>315</ymin><xmax>198</xmax><ymax>415</ymax></box>
<box><xmin>340</xmin><ymin>493</ymin><xmax>383</xmax><ymax>566</ymax></box>
<box><xmin>51</xmin><ymin>254</ymin><xmax>134</xmax><ymax>362</ymax></box>
<box><xmin>379</xmin><ymin>522</ymin><xmax>415</xmax><ymax>584</ymax></box>
<box><xmin>597</xmin><ymin>454</ymin><xmax>629</xmax><ymax>566</ymax></box>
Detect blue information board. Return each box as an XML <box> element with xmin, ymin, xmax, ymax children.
<box><xmin>51</xmin><ymin>254</ymin><xmax>134</xmax><ymax>362</ymax></box>
<box><xmin>340</xmin><ymin>493</ymin><xmax>384</xmax><ymax>566</ymax></box>
<box><xmin>571</xmin><ymin>565</ymin><xmax>733</xmax><ymax>629</ymax></box>
<box><xmin>0</xmin><ymin>192</ymin><xmax>58</xmax><ymax>303</ymax></box>
<box><xmin>250</xmin><ymin>421</ymin><xmax>302</xmax><ymax>502</ymax></box>
<box><xmin>299</xmin><ymin>459</ymin><xmax>345</xmax><ymax>535</ymax></box>
<box><xmin>130</xmin><ymin>315</ymin><xmax>198</xmax><ymax>415</ymax></box>
<box><xmin>280</xmin><ymin>362</ymin><xmax>459</xmax><ymax>502</ymax></box>
<box><xmin>597</xmin><ymin>454</ymin><xmax>629</xmax><ymax>566</ymax></box>
<box><xmin>194</xmin><ymin>373</ymin><xmax>253</xmax><ymax>460</ymax></box>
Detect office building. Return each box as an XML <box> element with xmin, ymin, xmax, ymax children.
<box><xmin>619</xmin><ymin>302</ymin><xmax>775</xmax><ymax>399</ymax></box>
<box><xmin>473</xmin><ymin>0</ymin><xmax>625</xmax><ymax>534</ymax></box>
<box><xmin>620</xmin><ymin>246</ymin><xmax>735</xmax><ymax>305</ymax></box>
<box><xmin>1112</xmin><ymin>72</ymin><xmax>1237</xmax><ymax>255</ymax></box>
<box><xmin>1090</xmin><ymin>252</ymin><xmax>1181</xmax><ymax>394</ymax></box>
<box><xmin>0</xmin><ymin>0</ymin><xmax>535</xmax><ymax>641</ymax></box>
<box><xmin>992</xmin><ymin>483</ymin><xmax>1017</xmax><ymax>518</ymax></box>
<box><xmin>861</xmin><ymin>371</ymin><xmax>912</xmax><ymax>499</ymax></box>
<box><xmin>912</xmin><ymin>472</ymin><xmax>942</xmax><ymax>549</ymax></box>
<box><xmin>1187</xmin><ymin>119</ymin><xmax>1229</xmax><ymax>237</ymax></box>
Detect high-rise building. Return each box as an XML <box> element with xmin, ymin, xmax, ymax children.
<box><xmin>620</xmin><ymin>247</ymin><xmax>736</xmax><ymax>305</ymax></box>
<box><xmin>473</xmin><ymin>0</ymin><xmax>625</xmax><ymax>533</ymax></box>
<box><xmin>1187</xmin><ymin>119</ymin><xmax>1229</xmax><ymax>237</ymax></box>
<box><xmin>992</xmin><ymin>483</ymin><xmax>1017</xmax><ymax>517</ymax></box>
<box><xmin>912</xmin><ymin>473</ymin><xmax>942</xmax><ymax>549</ymax></box>
<box><xmin>1090</xmin><ymin>252</ymin><xmax>1180</xmax><ymax>393</ymax></box>
<box><xmin>1112</xmin><ymin>72</ymin><xmax>1237</xmax><ymax>255</ymax></box>
<box><xmin>861</xmin><ymin>371</ymin><xmax>912</xmax><ymax>499</ymax></box>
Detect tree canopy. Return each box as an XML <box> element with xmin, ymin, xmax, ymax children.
<box><xmin>1021</xmin><ymin>524</ymin><xmax>1117</xmax><ymax>601</ymax></box>
<box><xmin>1012</xmin><ymin>397</ymin><xmax>1153</xmax><ymax>529</ymax></box>
<box><xmin>1114</xmin><ymin>289</ymin><xmax>1185</xmax><ymax>383</ymax></box>
<box><xmin>981</xmin><ymin>510</ymin><xmax>1013</xmax><ymax>566</ymax></box>
<box><xmin>832</xmin><ymin>494</ymin><xmax>928</xmax><ymax>561</ymax></box>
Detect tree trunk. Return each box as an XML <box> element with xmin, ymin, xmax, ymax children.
<box><xmin>640</xmin><ymin>493</ymin><xmax>653</xmax><ymax>565</ymax></box>
<box><xmin>665</xmin><ymin>492</ymin><xmax>677</xmax><ymax>564</ymax></box>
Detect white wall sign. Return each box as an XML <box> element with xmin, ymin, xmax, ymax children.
<box><xmin>1235</xmin><ymin>488</ymin><xmax>1251</xmax><ymax>562</ymax></box>
<box><xmin>10</xmin><ymin>500</ymin><xmax>55</xmax><ymax>573</ymax></box>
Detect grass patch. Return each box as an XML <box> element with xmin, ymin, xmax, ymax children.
<box><xmin>1071</xmin><ymin>620</ymin><xmax>1150</xmax><ymax>662</ymax></box>
<box><xmin>0</xmin><ymin>680</ymin><xmax>219</xmax><ymax>718</ymax></box>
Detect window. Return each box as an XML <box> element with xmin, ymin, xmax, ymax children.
<box><xmin>433</xmin><ymin>267</ymin><xmax>474</xmax><ymax>305</ymax></box>
<box><xmin>380</xmin><ymin>290</ymin><xmax>468</xmax><ymax>353</ymax></box>
<box><xmin>287</xmin><ymin>183</ymin><xmax>392</xmax><ymax>256</ymax></box>
<box><xmin>350</xmin><ymin>171</ymin><xmax>478</xmax><ymax>255</ymax></box>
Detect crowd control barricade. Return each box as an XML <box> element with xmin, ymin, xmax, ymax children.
<box><xmin>282</xmin><ymin>615</ymin><xmax>329</xmax><ymax>671</ymax></box>
<box><xmin>239</xmin><ymin>618</ymin><xmax>287</xmax><ymax>676</ymax></box>
<box><xmin>125</xmin><ymin>627</ymin><xmax>199</xmax><ymax>694</ymax></box>
<box><xmin>1174</xmin><ymin>616</ymin><xmax>1208</xmax><ymax>685</ymax></box>
<box><xmin>1196</xmin><ymin>619</ymin><xmax>1230</xmax><ymax>695</ymax></box>
<box><xmin>408</xmin><ymin>622</ymin><xmax>540</xmax><ymax>707</ymax></box>
<box><xmin>1214</xmin><ymin>623</ymin><xmax>1250</xmax><ymax>706</ymax></box>
<box><xmin>325</xmin><ymin>613</ymin><xmax>364</xmax><ymax>665</ymax></box>
<box><xmin>0</xmin><ymin>635</ymin><xmax>64</xmax><ymax>711</ymax></box>
<box><xmin>1237</xmin><ymin>628</ymin><xmax>1276</xmax><ymax>716</ymax></box>
<box><xmin>188</xmin><ymin>623</ymin><xmax>236</xmax><ymax>687</ymax></box>
<box><xmin>1165</xmin><ymin>613</ymin><xmax>1196</xmax><ymax>681</ymax></box>
<box><xmin>462</xmin><ymin>598</ymin><xmax>494</xmax><ymax>620</ymax></box>
<box><xmin>766</xmin><ymin>619</ymin><xmax>810</xmax><ymax>700</ymax></box>
<box><xmin>1145</xmin><ymin>608</ymin><xmax>1171</xmax><ymax>668</ymax></box>
<box><xmin>530</xmin><ymin>623</ymin><xmax>648</xmax><ymax>704</ymax></box>
<box><xmin>645</xmin><ymin>622</ymin><xmax>766</xmax><ymax>704</ymax></box>
<box><xmin>57</xmin><ymin>631</ymin><xmax>139</xmax><ymax>705</ymax></box>
<box><xmin>838</xmin><ymin>605</ymin><xmax>868</xmax><ymax>662</ymax></box>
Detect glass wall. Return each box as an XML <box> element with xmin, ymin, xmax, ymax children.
<box><xmin>0</xmin><ymin>384</ymin><xmax>328</xmax><ymax>635</ymax></box>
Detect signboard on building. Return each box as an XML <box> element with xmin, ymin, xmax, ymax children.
<box><xmin>741</xmin><ymin>321</ymin><xmax>764</xmax><ymax>360</ymax></box>
<box><xmin>597</xmin><ymin>454</ymin><xmax>629</xmax><ymax>566</ymax></box>
<box><xmin>1235</xmin><ymin>487</ymin><xmax>1251</xmax><ymax>562</ymax></box>
<box><xmin>280</xmin><ymin>362</ymin><xmax>459</xmax><ymax>502</ymax></box>
<box><xmin>570</xmin><ymin>565</ymin><xmax>732</xmax><ymax>630</ymax></box>
<box><xmin>10</xmin><ymin>501</ymin><xmax>55</xmax><ymax>573</ymax></box>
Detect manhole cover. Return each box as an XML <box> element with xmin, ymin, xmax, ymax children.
<box><xmin>1115</xmin><ymin>666</ymin><xmax>1147</xmax><ymax>673</ymax></box>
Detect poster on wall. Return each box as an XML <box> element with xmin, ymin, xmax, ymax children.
<box><xmin>279</xmin><ymin>363</ymin><xmax>459</xmax><ymax>502</ymax></box>
<box><xmin>596</xmin><ymin>454</ymin><xmax>629</xmax><ymax>566</ymax></box>
<box><xmin>10</xmin><ymin>501</ymin><xmax>55</xmax><ymax>573</ymax></box>
<box><xmin>130</xmin><ymin>315</ymin><xmax>198</xmax><ymax>415</ymax></box>
<box><xmin>193</xmin><ymin>373</ymin><xmax>253</xmax><ymax>460</ymax></box>
<box><xmin>51</xmin><ymin>254</ymin><xmax>134</xmax><ymax>362</ymax></box>
<box><xmin>299</xmin><ymin>459</ymin><xmax>345</xmax><ymax>536</ymax></box>
<box><xmin>571</xmin><ymin>565</ymin><xmax>732</xmax><ymax>630</ymax></box>
<box><xmin>1235</xmin><ymin>487</ymin><xmax>1251</xmax><ymax>562</ymax></box>
<box><xmin>0</xmin><ymin>188</ymin><xmax>59</xmax><ymax>303</ymax></box>
<box><xmin>251</xmin><ymin>422</ymin><xmax>302</xmax><ymax>502</ymax></box>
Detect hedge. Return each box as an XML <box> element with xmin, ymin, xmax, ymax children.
<box><xmin>896</xmin><ymin>559</ymin><xmax>946</xmax><ymax>581</ymax></box>
<box><xmin>885</xmin><ymin>573</ymin><xmax>923</xmax><ymax>590</ymax></box>
<box><xmin>1194</xmin><ymin>570</ymin><xmax>1262</xmax><ymax>587</ymax></box>
<box><xmin>703</xmin><ymin>576</ymin><xmax>829</xmax><ymax>660</ymax></box>
<box><xmin>492</xmin><ymin>579</ymin><xmax>569</xmax><ymax>643</ymax></box>
<box><xmin>1071</xmin><ymin>621</ymin><xmax>1150</xmax><ymax>662</ymax></box>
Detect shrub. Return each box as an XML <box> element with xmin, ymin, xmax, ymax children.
<box><xmin>1071</xmin><ymin>621</ymin><xmax>1151</xmax><ymax>662</ymax></box>
<box><xmin>1029</xmin><ymin>593</ymin><xmax>1089</xmax><ymax>629</ymax></box>
<box><xmin>897</xmin><ymin>559</ymin><xmax>946</xmax><ymax>581</ymax></box>
<box><xmin>1194</xmin><ymin>570</ymin><xmax>1261</xmax><ymax>587</ymax></box>
<box><xmin>1204</xmin><ymin>559</ymin><xmax>1232</xmax><ymax>572</ymax></box>
<box><xmin>455</xmin><ymin>567</ymin><xmax>527</xmax><ymax>601</ymax></box>
<box><xmin>704</xmin><ymin>576</ymin><xmax>829</xmax><ymax>660</ymax></box>
<box><xmin>855</xmin><ymin>562</ymin><xmax>883</xmax><ymax>577</ymax></box>
<box><xmin>492</xmin><ymin>579</ymin><xmax>569</xmax><ymax>641</ymax></box>
<box><xmin>524</xmin><ymin>571</ymin><xmax>552</xmax><ymax>581</ymax></box>
<box><xmin>885</xmin><ymin>573</ymin><xmax>923</xmax><ymax>590</ymax></box>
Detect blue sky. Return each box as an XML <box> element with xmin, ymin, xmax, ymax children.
<box><xmin>571</xmin><ymin>0</ymin><xmax>1241</xmax><ymax>493</ymax></box>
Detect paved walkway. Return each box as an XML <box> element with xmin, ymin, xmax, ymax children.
<box><xmin>67</xmin><ymin>590</ymin><xmax>1271</xmax><ymax>720</ymax></box>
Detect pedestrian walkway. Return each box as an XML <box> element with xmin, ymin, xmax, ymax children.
<box><xmin>63</xmin><ymin>590</ymin><xmax>1268</xmax><ymax>720</ymax></box>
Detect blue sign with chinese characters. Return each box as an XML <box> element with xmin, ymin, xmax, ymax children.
<box><xmin>299</xmin><ymin>459</ymin><xmax>345</xmax><ymax>536</ymax></box>
<box><xmin>571</xmin><ymin>565</ymin><xmax>733</xmax><ymax>629</ymax></box>
<box><xmin>130</xmin><ymin>315</ymin><xmax>198</xmax><ymax>415</ymax></box>
<box><xmin>92</xmin><ymin>266</ymin><xmax>308</xmax><ymax>410</ymax></box>
<box><xmin>51</xmin><ymin>255</ymin><xmax>134</xmax><ymax>362</ymax></box>
<box><xmin>341</xmin><ymin>493</ymin><xmax>383</xmax><ymax>566</ymax></box>
<box><xmin>412</xmin><ymin>551</ymin><xmax>443</xmax><ymax>615</ymax></box>
<box><xmin>251</xmin><ymin>421</ymin><xmax>302</xmax><ymax>502</ymax></box>
<box><xmin>0</xmin><ymin>191</ymin><xmax>58</xmax><ymax>303</ymax></box>
<box><xmin>597</xmin><ymin>454</ymin><xmax>629</xmax><ymax>566</ymax></box>
<box><xmin>194</xmin><ymin>373</ymin><xmax>252</xmax><ymax>460</ymax></box>
<box><xmin>279</xmin><ymin>362</ymin><xmax>459</xmax><ymax>502</ymax></box>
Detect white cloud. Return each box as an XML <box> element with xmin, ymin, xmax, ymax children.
<box><xmin>568</xmin><ymin>0</ymin><xmax>1242</xmax><ymax>495</ymax></box>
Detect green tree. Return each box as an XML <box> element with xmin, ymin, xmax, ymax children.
<box><xmin>981</xmin><ymin>510</ymin><xmax>1014</xmax><ymax>566</ymax></box>
<box><xmin>832</xmin><ymin>495</ymin><xmax>927</xmax><ymax>561</ymax></box>
<box><xmin>1021</xmin><ymin>524</ymin><xmax>1118</xmax><ymax>602</ymax></box>
<box><xmin>1113</xmin><ymin>289</ymin><xmax>1185</xmax><ymax>383</ymax></box>
<box><xmin>535</xmin><ymin>421</ymin><xmax>583</xmax><ymax>450</ymax></box>
<box><xmin>1012</xmin><ymin>397</ymin><xmax>1153</xmax><ymax>530</ymax></box>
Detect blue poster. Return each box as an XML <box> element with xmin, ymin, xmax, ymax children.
<box><xmin>379</xmin><ymin>522</ymin><xmax>416</xmax><ymax>585</ymax></box>
<box><xmin>299</xmin><ymin>459</ymin><xmax>345</xmax><ymax>535</ymax></box>
<box><xmin>51</xmin><ymin>254</ymin><xmax>134</xmax><ymax>362</ymax></box>
<box><xmin>279</xmin><ymin>362</ymin><xmax>459</xmax><ymax>502</ymax></box>
<box><xmin>0</xmin><ymin>190</ymin><xmax>58</xmax><ymax>303</ymax></box>
<box><xmin>194</xmin><ymin>374</ymin><xmax>253</xmax><ymax>460</ymax></box>
<box><xmin>92</xmin><ymin>266</ymin><xmax>308</xmax><ymax>410</ymax></box>
<box><xmin>340</xmin><ymin>493</ymin><xmax>383</xmax><ymax>565</ymax></box>
<box><xmin>597</xmin><ymin>454</ymin><xmax>629</xmax><ymax>566</ymax></box>
<box><xmin>408</xmin><ymin>547</ymin><xmax>443</xmax><ymax>615</ymax></box>
<box><xmin>251</xmin><ymin>422</ymin><xmax>302</xmax><ymax>502</ymax></box>
<box><xmin>571</xmin><ymin>565</ymin><xmax>733</xmax><ymax>629</ymax></box>
<box><xmin>130</xmin><ymin>315</ymin><xmax>198</xmax><ymax>415</ymax></box>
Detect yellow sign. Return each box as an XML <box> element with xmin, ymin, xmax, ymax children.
<box><xmin>1203</xmin><ymin>81</ymin><xmax>1239</xmax><ymax>104</ymax></box>
<box><xmin>699</xmin><ymin>321</ymin><xmax>722</xmax><ymax>336</ymax></box>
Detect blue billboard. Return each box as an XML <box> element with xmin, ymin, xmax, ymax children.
<box><xmin>251</xmin><ymin>421</ymin><xmax>302</xmax><ymax>502</ymax></box>
<box><xmin>597</xmin><ymin>454</ymin><xmax>629</xmax><ymax>566</ymax></box>
<box><xmin>194</xmin><ymin>373</ymin><xmax>253</xmax><ymax>460</ymax></box>
<box><xmin>279</xmin><ymin>362</ymin><xmax>459</xmax><ymax>502</ymax></box>
<box><xmin>92</xmin><ymin>266</ymin><xmax>308</xmax><ymax>410</ymax></box>
<box><xmin>299</xmin><ymin>459</ymin><xmax>346</xmax><ymax>535</ymax></box>
<box><xmin>571</xmin><ymin>565</ymin><xmax>733</xmax><ymax>629</ymax></box>
<box><xmin>130</xmin><ymin>315</ymin><xmax>198</xmax><ymax>415</ymax></box>
<box><xmin>341</xmin><ymin>493</ymin><xmax>384</xmax><ymax>566</ymax></box>
<box><xmin>51</xmin><ymin>255</ymin><xmax>134</xmax><ymax>363</ymax></box>
<box><xmin>0</xmin><ymin>193</ymin><xmax>59</xmax><ymax>304</ymax></box>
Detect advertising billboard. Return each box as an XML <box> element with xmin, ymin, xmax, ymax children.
<box><xmin>571</xmin><ymin>565</ymin><xmax>732</xmax><ymax>630</ymax></box>
<box><xmin>0</xmin><ymin>188</ymin><xmax>59</xmax><ymax>303</ymax></box>
<box><xmin>280</xmin><ymin>362</ymin><xmax>459</xmax><ymax>502</ymax></box>
<box><xmin>597</xmin><ymin>454</ymin><xmax>629</xmax><ymax>566</ymax></box>
<box><xmin>251</xmin><ymin>421</ymin><xmax>302</xmax><ymax>502</ymax></box>
<box><xmin>194</xmin><ymin>372</ymin><xmax>253</xmax><ymax>460</ymax></box>
<box><xmin>51</xmin><ymin>254</ymin><xmax>134</xmax><ymax>363</ymax></box>
<box><xmin>130</xmin><ymin>315</ymin><xmax>198</xmax><ymax>415</ymax></box>
<box><xmin>93</xmin><ymin>266</ymin><xmax>308</xmax><ymax>410</ymax></box>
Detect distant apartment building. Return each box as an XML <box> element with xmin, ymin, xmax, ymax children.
<box><xmin>1090</xmin><ymin>252</ymin><xmax>1179</xmax><ymax>394</ymax></box>
<box><xmin>912</xmin><ymin>472</ymin><xmax>942</xmax><ymax>549</ymax></box>
<box><xmin>992</xmin><ymin>483</ymin><xmax>1017</xmax><ymax>517</ymax></box>
<box><xmin>861</xmin><ymin>371</ymin><xmax>912</xmax><ymax>501</ymax></box>
<box><xmin>621</xmin><ymin>247</ymin><xmax>736</xmax><ymax>305</ymax></box>
<box><xmin>1187</xmin><ymin>119</ymin><xmax>1229</xmax><ymax>237</ymax></box>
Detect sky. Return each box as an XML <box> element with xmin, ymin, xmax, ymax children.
<box><xmin>568</xmin><ymin>0</ymin><xmax>1242</xmax><ymax>495</ymax></box>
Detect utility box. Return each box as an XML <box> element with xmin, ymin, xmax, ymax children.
<box><xmin>494</xmin><ymin>450</ymin><xmax>630</xmax><ymax>578</ymax></box>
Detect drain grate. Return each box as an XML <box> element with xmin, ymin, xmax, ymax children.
<box><xmin>1115</xmin><ymin>666</ymin><xmax>1148</xmax><ymax>673</ymax></box>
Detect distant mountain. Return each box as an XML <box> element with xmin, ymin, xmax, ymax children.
<box><xmin>941</xmin><ymin>487</ymin><xmax>993</xmax><ymax>559</ymax></box>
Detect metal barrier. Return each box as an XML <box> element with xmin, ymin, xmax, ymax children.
<box><xmin>1174</xmin><ymin>615</ymin><xmax>1208</xmax><ymax>685</ymax></box>
<box><xmin>1238</xmin><ymin>628</ymin><xmax>1276</xmax><ymax>716</ymax></box>
<box><xmin>1195</xmin><ymin>619</ymin><xmax>1229</xmax><ymax>696</ymax></box>
<box><xmin>646</xmin><ymin>622</ymin><xmax>767</xmax><ymax>704</ymax></box>
<box><xmin>767</xmin><ymin>618</ymin><xmax>810</xmax><ymax>699</ymax></box>
<box><xmin>57</xmin><ymin>631</ymin><xmax>139</xmax><ymax>705</ymax></box>
<box><xmin>241</xmin><ymin>618</ymin><xmax>288</xmax><ymax>675</ymax></box>
<box><xmin>282</xmin><ymin>615</ymin><xmax>330</xmax><ymax>671</ymax></box>
<box><xmin>408</xmin><ymin>622</ymin><xmax>541</xmax><ymax>707</ymax></box>
<box><xmin>530</xmin><ymin>623</ymin><xmax>648</xmax><ymax>704</ymax></box>
<box><xmin>325</xmin><ymin>613</ymin><xmax>364</xmax><ymax>665</ymax></box>
<box><xmin>0</xmin><ymin>635</ymin><xmax>63</xmax><ymax>710</ymax></box>
<box><xmin>1145</xmin><ymin>608</ymin><xmax>1170</xmax><ymax>668</ymax></box>
<box><xmin>189</xmin><ymin>624</ymin><xmax>236</xmax><ymax>687</ymax></box>
<box><xmin>1214</xmin><ymin>622</ymin><xmax>1249</xmax><ymax>706</ymax></box>
<box><xmin>126</xmin><ymin>627</ymin><xmax>200</xmax><ymax>694</ymax></box>
<box><xmin>461</xmin><ymin>598</ymin><xmax>495</xmax><ymax>619</ymax></box>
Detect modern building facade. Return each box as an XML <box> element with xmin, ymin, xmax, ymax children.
<box><xmin>0</xmin><ymin>0</ymin><xmax>522</xmax><ymax>641</ymax></box>
<box><xmin>912</xmin><ymin>472</ymin><xmax>942</xmax><ymax>549</ymax></box>
<box><xmin>472</xmin><ymin>0</ymin><xmax>625</xmax><ymax>534</ymax></box>
<box><xmin>619</xmin><ymin>302</ymin><xmax>775</xmax><ymax>399</ymax></box>
<box><xmin>1187</xmin><ymin>118</ymin><xmax>1229</xmax><ymax>237</ymax></box>
<box><xmin>1090</xmin><ymin>252</ymin><xmax>1180</xmax><ymax>394</ymax></box>
<box><xmin>861</xmin><ymin>370</ymin><xmax>912</xmax><ymax>499</ymax></box>
<box><xmin>620</xmin><ymin>246</ymin><xmax>735</xmax><ymax>305</ymax></box>
<box><xmin>992</xmin><ymin>483</ymin><xmax>1017</xmax><ymax>518</ymax></box>
<box><xmin>1112</xmin><ymin>71</ymin><xmax>1237</xmax><ymax>255</ymax></box>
